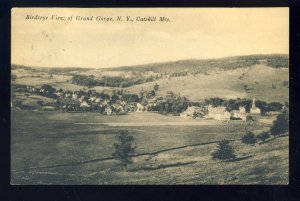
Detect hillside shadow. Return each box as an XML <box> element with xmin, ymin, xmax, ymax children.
<box><xmin>258</xmin><ymin>133</ymin><xmax>289</xmax><ymax>145</ymax></box>
<box><xmin>129</xmin><ymin>161</ymin><xmax>197</xmax><ymax>172</ymax></box>
<box><xmin>225</xmin><ymin>155</ymin><xmax>253</xmax><ymax>162</ymax></box>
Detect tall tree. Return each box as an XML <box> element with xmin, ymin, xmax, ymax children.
<box><xmin>270</xmin><ymin>111</ymin><xmax>289</xmax><ymax>137</ymax></box>
<box><xmin>112</xmin><ymin>130</ymin><xmax>136</xmax><ymax>171</ymax></box>
<box><xmin>211</xmin><ymin>140</ymin><xmax>236</xmax><ymax>161</ymax></box>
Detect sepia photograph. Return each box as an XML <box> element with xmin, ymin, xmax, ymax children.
<box><xmin>11</xmin><ymin>7</ymin><xmax>289</xmax><ymax>185</ymax></box>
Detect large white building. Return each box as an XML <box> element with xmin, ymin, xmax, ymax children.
<box><xmin>214</xmin><ymin>111</ymin><xmax>231</xmax><ymax>121</ymax></box>
<box><xmin>207</xmin><ymin>105</ymin><xmax>230</xmax><ymax>121</ymax></box>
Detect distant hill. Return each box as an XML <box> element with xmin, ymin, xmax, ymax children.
<box><xmin>11</xmin><ymin>64</ymin><xmax>94</xmax><ymax>73</ymax></box>
<box><xmin>126</xmin><ymin>64</ymin><xmax>289</xmax><ymax>103</ymax></box>
<box><xmin>108</xmin><ymin>54</ymin><xmax>288</xmax><ymax>74</ymax></box>
<box><xmin>12</xmin><ymin>54</ymin><xmax>288</xmax><ymax>74</ymax></box>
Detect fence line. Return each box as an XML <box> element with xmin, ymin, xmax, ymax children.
<box><xmin>12</xmin><ymin>138</ymin><xmax>241</xmax><ymax>173</ymax></box>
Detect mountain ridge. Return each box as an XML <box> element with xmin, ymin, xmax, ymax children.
<box><xmin>11</xmin><ymin>54</ymin><xmax>288</xmax><ymax>73</ymax></box>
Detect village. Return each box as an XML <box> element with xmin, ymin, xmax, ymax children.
<box><xmin>12</xmin><ymin>82</ymin><xmax>286</xmax><ymax>122</ymax></box>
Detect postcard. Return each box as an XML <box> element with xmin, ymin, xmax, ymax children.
<box><xmin>11</xmin><ymin>7</ymin><xmax>289</xmax><ymax>184</ymax></box>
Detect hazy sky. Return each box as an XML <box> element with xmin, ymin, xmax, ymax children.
<box><xmin>12</xmin><ymin>8</ymin><xmax>289</xmax><ymax>68</ymax></box>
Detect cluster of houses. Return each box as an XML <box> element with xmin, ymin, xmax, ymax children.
<box><xmin>180</xmin><ymin>99</ymin><xmax>261</xmax><ymax>121</ymax></box>
<box><xmin>135</xmin><ymin>96</ymin><xmax>164</xmax><ymax>112</ymax></box>
<box><xmin>17</xmin><ymin>85</ymin><xmax>171</xmax><ymax>115</ymax></box>
<box><xmin>55</xmin><ymin>90</ymin><xmax>130</xmax><ymax>115</ymax></box>
<box><xmin>18</xmin><ymin>85</ymin><xmax>266</xmax><ymax>120</ymax></box>
<box><xmin>26</xmin><ymin>85</ymin><xmax>51</xmax><ymax>94</ymax></box>
<box><xmin>23</xmin><ymin>85</ymin><xmax>131</xmax><ymax>114</ymax></box>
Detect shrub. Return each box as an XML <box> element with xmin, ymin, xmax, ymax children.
<box><xmin>212</xmin><ymin>140</ymin><xmax>236</xmax><ymax>161</ymax></box>
<box><xmin>242</xmin><ymin>131</ymin><xmax>257</xmax><ymax>144</ymax></box>
<box><xmin>256</xmin><ymin>131</ymin><xmax>270</xmax><ymax>142</ymax></box>
<box><xmin>270</xmin><ymin>112</ymin><xmax>289</xmax><ymax>137</ymax></box>
<box><xmin>246</xmin><ymin>116</ymin><xmax>253</xmax><ymax>121</ymax></box>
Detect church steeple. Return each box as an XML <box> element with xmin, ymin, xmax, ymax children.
<box><xmin>250</xmin><ymin>97</ymin><xmax>261</xmax><ymax>114</ymax></box>
<box><xmin>252</xmin><ymin>98</ymin><xmax>256</xmax><ymax>108</ymax></box>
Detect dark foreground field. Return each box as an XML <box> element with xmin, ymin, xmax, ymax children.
<box><xmin>11</xmin><ymin>111</ymin><xmax>288</xmax><ymax>184</ymax></box>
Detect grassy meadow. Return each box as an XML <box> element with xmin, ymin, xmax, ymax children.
<box><xmin>127</xmin><ymin>65</ymin><xmax>289</xmax><ymax>103</ymax></box>
<box><xmin>11</xmin><ymin>111</ymin><xmax>287</xmax><ymax>184</ymax></box>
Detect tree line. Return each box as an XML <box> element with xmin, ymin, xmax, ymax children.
<box><xmin>71</xmin><ymin>74</ymin><xmax>160</xmax><ymax>88</ymax></box>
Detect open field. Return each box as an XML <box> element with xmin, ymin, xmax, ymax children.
<box><xmin>11</xmin><ymin>111</ymin><xmax>287</xmax><ymax>184</ymax></box>
<box><xmin>127</xmin><ymin>65</ymin><xmax>289</xmax><ymax>103</ymax></box>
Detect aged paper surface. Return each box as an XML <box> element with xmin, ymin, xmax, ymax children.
<box><xmin>11</xmin><ymin>8</ymin><xmax>289</xmax><ymax>184</ymax></box>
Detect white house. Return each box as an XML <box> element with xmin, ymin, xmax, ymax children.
<box><xmin>239</xmin><ymin>106</ymin><xmax>246</xmax><ymax>114</ymax></box>
<box><xmin>65</xmin><ymin>92</ymin><xmax>72</xmax><ymax>98</ymax></box>
<box><xmin>79</xmin><ymin>96</ymin><xmax>86</xmax><ymax>102</ymax></box>
<box><xmin>80</xmin><ymin>101</ymin><xmax>91</xmax><ymax>109</ymax></box>
<box><xmin>105</xmin><ymin>106</ymin><xmax>113</xmax><ymax>115</ymax></box>
<box><xmin>215</xmin><ymin>111</ymin><xmax>231</xmax><ymax>121</ymax></box>
<box><xmin>27</xmin><ymin>86</ymin><xmax>36</xmax><ymax>92</ymax></box>
<box><xmin>55</xmin><ymin>91</ymin><xmax>63</xmax><ymax>97</ymax></box>
<box><xmin>99</xmin><ymin>99</ymin><xmax>109</xmax><ymax>107</ymax></box>
<box><xmin>94</xmin><ymin>98</ymin><xmax>101</xmax><ymax>103</ymax></box>
<box><xmin>136</xmin><ymin>103</ymin><xmax>146</xmax><ymax>112</ymax></box>
<box><xmin>72</xmin><ymin>93</ymin><xmax>78</xmax><ymax>99</ymax></box>
<box><xmin>89</xmin><ymin>96</ymin><xmax>97</xmax><ymax>102</ymax></box>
